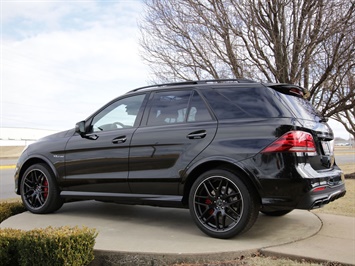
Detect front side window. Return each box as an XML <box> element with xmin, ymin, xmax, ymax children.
<box><xmin>91</xmin><ymin>94</ymin><xmax>145</xmax><ymax>132</ymax></box>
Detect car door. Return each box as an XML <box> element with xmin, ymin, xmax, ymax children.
<box><xmin>64</xmin><ymin>93</ymin><xmax>147</xmax><ymax>194</ymax></box>
<box><xmin>129</xmin><ymin>90</ymin><xmax>217</xmax><ymax>195</ymax></box>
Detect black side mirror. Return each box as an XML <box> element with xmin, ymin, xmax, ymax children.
<box><xmin>75</xmin><ymin>121</ymin><xmax>86</xmax><ymax>135</ymax></box>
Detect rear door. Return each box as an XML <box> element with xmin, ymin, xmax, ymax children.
<box><xmin>129</xmin><ymin>90</ymin><xmax>217</xmax><ymax>195</ymax></box>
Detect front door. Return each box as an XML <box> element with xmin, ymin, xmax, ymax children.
<box><xmin>64</xmin><ymin>94</ymin><xmax>146</xmax><ymax>194</ymax></box>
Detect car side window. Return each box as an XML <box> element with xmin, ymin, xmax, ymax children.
<box><xmin>147</xmin><ymin>91</ymin><xmax>191</xmax><ymax>126</ymax></box>
<box><xmin>187</xmin><ymin>91</ymin><xmax>213</xmax><ymax>122</ymax></box>
<box><xmin>147</xmin><ymin>90</ymin><xmax>213</xmax><ymax>126</ymax></box>
<box><xmin>202</xmin><ymin>87</ymin><xmax>283</xmax><ymax>120</ymax></box>
<box><xmin>91</xmin><ymin>94</ymin><xmax>145</xmax><ymax>132</ymax></box>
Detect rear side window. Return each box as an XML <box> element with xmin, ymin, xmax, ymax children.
<box><xmin>188</xmin><ymin>91</ymin><xmax>213</xmax><ymax>122</ymax></box>
<box><xmin>268</xmin><ymin>85</ymin><xmax>322</xmax><ymax>121</ymax></box>
<box><xmin>147</xmin><ymin>91</ymin><xmax>191</xmax><ymax>126</ymax></box>
<box><xmin>147</xmin><ymin>90</ymin><xmax>213</xmax><ymax>126</ymax></box>
<box><xmin>202</xmin><ymin>87</ymin><xmax>284</xmax><ymax>120</ymax></box>
<box><xmin>279</xmin><ymin>94</ymin><xmax>320</xmax><ymax>121</ymax></box>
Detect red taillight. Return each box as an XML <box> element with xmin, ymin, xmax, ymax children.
<box><xmin>261</xmin><ymin>131</ymin><xmax>316</xmax><ymax>153</ymax></box>
<box><xmin>312</xmin><ymin>186</ymin><xmax>326</xmax><ymax>192</ymax></box>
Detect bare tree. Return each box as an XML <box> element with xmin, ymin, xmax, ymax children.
<box><xmin>139</xmin><ymin>0</ymin><xmax>355</xmax><ymax>138</ymax></box>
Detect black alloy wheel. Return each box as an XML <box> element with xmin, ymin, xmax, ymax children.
<box><xmin>21</xmin><ymin>163</ymin><xmax>63</xmax><ymax>214</ymax></box>
<box><xmin>189</xmin><ymin>169</ymin><xmax>259</xmax><ymax>239</ymax></box>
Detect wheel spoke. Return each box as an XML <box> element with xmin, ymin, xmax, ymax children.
<box><xmin>195</xmin><ymin>201</ymin><xmax>209</xmax><ymax>207</ymax></box>
<box><xmin>202</xmin><ymin>182</ymin><xmax>213</xmax><ymax>198</ymax></box>
<box><xmin>225</xmin><ymin>209</ymin><xmax>240</xmax><ymax>222</ymax></box>
<box><xmin>217</xmin><ymin>179</ymin><xmax>223</xmax><ymax>196</ymax></box>
<box><xmin>216</xmin><ymin>212</ymin><xmax>223</xmax><ymax>229</ymax></box>
<box><xmin>24</xmin><ymin>180</ymin><xmax>33</xmax><ymax>189</ymax></box>
<box><xmin>37</xmin><ymin>194</ymin><xmax>45</xmax><ymax>205</ymax></box>
<box><xmin>204</xmin><ymin>212</ymin><xmax>215</xmax><ymax>223</ymax></box>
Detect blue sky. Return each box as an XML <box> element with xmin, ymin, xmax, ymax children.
<box><xmin>0</xmin><ymin>0</ymin><xmax>350</xmax><ymax>139</ymax></box>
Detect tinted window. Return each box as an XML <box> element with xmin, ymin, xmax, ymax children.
<box><xmin>91</xmin><ymin>94</ymin><xmax>145</xmax><ymax>132</ymax></box>
<box><xmin>202</xmin><ymin>87</ymin><xmax>283</xmax><ymax>120</ymax></box>
<box><xmin>279</xmin><ymin>94</ymin><xmax>321</xmax><ymax>121</ymax></box>
<box><xmin>147</xmin><ymin>91</ymin><xmax>191</xmax><ymax>126</ymax></box>
<box><xmin>187</xmin><ymin>91</ymin><xmax>213</xmax><ymax>122</ymax></box>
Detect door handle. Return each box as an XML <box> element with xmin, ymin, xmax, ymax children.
<box><xmin>85</xmin><ymin>134</ymin><xmax>99</xmax><ymax>140</ymax></box>
<box><xmin>187</xmin><ymin>130</ymin><xmax>207</xmax><ymax>139</ymax></box>
<box><xmin>112</xmin><ymin>136</ymin><xmax>127</xmax><ymax>144</ymax></box>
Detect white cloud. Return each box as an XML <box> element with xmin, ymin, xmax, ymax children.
<box><xmin>1</xmin><ymin>0</ymin><xmax>149</xmax><ymax>130</ymax></box>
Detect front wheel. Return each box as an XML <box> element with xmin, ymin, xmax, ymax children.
<box><xmin>20</xmin><ymin>163</ymin><xmax>63</xmax><ymax>214</ymax></box>
<box><xmin>189</xmin><ymin>169</ymin><xmax>259</xmax><ymax>239</ymax></box>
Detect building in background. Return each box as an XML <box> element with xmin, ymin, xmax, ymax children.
<box><xmin>0</xmin><ymin>128</ymin><xmax>59</xmax><ymax>146</ymax></box>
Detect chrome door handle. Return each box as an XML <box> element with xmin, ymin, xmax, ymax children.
<box><xmin>187</xmin><ymin>131</ymin><xmax>206</xmax><ymax>139</ymax></box>
<box><xmin>112</xmin><ymin>136</ymin><xmax>127</xmax><ymax>144</ymax></box>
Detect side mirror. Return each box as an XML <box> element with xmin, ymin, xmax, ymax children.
<box><xmin>75</xmin><ymin>121</ymin><xmax>86</xmax><ymax>135</ymax></box>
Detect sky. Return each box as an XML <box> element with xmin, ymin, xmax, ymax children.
<box><xmin>0</xmin><ymin>0</ymin><xmax>351</xmax><ymax>140</ymax></box>
<box><xmin>1</xmin><ymin>0</ymin><xmax>149</xmax><ymax>132</ymax></box>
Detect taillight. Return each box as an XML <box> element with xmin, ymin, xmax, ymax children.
<box><xmin>261</xmin><ymin>131</ymin><xmax>316</xmax><ymax>153</ymax></box>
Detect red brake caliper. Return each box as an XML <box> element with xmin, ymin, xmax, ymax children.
<box><xmin>205</xmin><ymin>199</ymin><xmax>214</xmax><ymax>215</ymax></box>
<box><xmin>43</xmin><ymin>180</ymin><xmax>48</xmax><ymax>199</ymax></box>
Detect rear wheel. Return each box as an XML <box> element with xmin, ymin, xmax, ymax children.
<box><xmin>20</xmin><ymin>163</ymin><xmax>63</xmax><ymax>214</ymax></box>
<box><xmin>189</xmin><ymin>169</ymin><xmax>259</xmax><ymax>239</ymax></box>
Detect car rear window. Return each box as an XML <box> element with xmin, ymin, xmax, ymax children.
<box><xmin>201</xmin><ymin>87</ymin><xmax>284</xmax><ymax>120</ymax></box>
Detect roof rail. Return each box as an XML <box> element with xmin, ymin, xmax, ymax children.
<box><xmin>127</xmin><ymin>78</ymin><xmax>257</xmax><ymax>93</ymax></box>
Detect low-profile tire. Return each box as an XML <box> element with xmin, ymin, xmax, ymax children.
<box><xmin>189</xmin><ymin>169</ymin><xmax>260</xmax><ymax>239</ymax></box>
<box><xmin>260</xmin><ymin>210</ymin><xmax>293</xmax><ymax>216</ymax></box>
<box><xmin>20</xmin><ymin>163</ymin><xmax>64</xmax><ymax>214</ymax></box>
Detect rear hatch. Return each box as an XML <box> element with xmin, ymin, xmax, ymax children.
<box><xmin>268</xmin><ymin>84</ymin><xmax>335</xmax><ymax>171</ymax></box>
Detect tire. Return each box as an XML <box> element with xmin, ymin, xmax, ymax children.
<box><xmin>189</xmin><ymin>169</ymin><xmax>260</xmax><ymax>239</ymax></box>
<box><xmin>20</xmin><ymin>163</ymin><xmax>64</xmax><ymax>214</ymax></box>
<box><xmin>260</xmin><ymin>210</ymin><xmax>293</xmax><ymax>216</ymax></box>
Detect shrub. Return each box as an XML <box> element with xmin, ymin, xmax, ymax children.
<box><xmin>0</xmin><ymin>228</ymin><xmax>23</xmax><ymax>266</ymax></box>
<box><xmin>17</xmin><ymin>226</ymin><xmax>97</xmax><ymax>266</ymax></box>
<box><xmin>0</xmin><ymin>226</ymin><xmax>97</xmax><ymax>266</ymax></box>
<box><xmin>0</xmin><ymin>201</ymin><xmax>26</xmax><ymax>223</ymax></box>
<box><xmin>0</xmin><ymin>202</ymin><xmax>97</xmax><ymax>265</ymax></box>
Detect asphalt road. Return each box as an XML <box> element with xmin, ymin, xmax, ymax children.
<box><xmin>0</xmin><ymin>160</ymin><xmax>20</xmax><ymax>200</ymax></box>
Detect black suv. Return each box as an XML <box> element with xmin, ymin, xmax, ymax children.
<box><xmin>15</xmin><ymin>79</ymin><xmax>346</xmax><ymax>239</ymax></box>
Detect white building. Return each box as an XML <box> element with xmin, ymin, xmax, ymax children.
<box><xmin>0</xmin><ymin>127</ymin><xmax>59</xmax><ymax>146</ymax></box>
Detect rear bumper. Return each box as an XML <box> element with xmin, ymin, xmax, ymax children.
<box><xmin>259</xmin><ymin>162</ymin><xmax>346</xmax><ymax>211</ymax></box>
<box><xmin>296</xmin><ymin>184</ymin><xmax>346</xmax><ymax>209</ymax></box>
<box><xmin>295</xmin><ymin>163</ymin><xmax>346</xmax><ymax>209</ymax></box>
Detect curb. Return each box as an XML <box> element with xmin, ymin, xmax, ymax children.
<box><xmin>90</xmin><ymin>249</ymin><xmax>258</xmax><ymax>266</ymax></box>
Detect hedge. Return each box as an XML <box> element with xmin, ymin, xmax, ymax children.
<box><xmin>0</xmin><ymin>226</ymin><xmax>97</xmax><ymax>266</ymax></box>
<box><xmin>0</xmin><ymin>201</ymin><xmax>26</xmax><ymax>223</ymax></box>
<box><xmin>0</xmin><ymin>201</ymin><xmax>98</xmax><ymax>266</ymax></box>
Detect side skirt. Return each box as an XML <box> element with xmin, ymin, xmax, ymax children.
<box><xmin>60</xmin><ymin>191</ymin><xmax>185</xmax><ymax>208</ymax></box>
